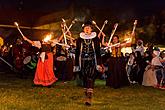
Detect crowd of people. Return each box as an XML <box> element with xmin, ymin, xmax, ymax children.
<box><xmin>0</xmin><ymin>20</ymin><xmax>165</xmax><ymax>106</ymax></box>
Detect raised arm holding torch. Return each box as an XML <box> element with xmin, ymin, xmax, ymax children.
<box><xmin>92</xmin><ymin>20</ymin><xmax>106</xmax><ymax>37</ymax></box>
<box><xmin>132</xmin><ymin>20</ymin><xmax>138</xmax><ymax>36</ymax></box>
<box><xmin>62</xmin><ymin>18</ymin><xmax>77</xmax><ymax>38</ymax></box>
<box><xmin>61</xmin><ymin>18</ymin><xmax>67</xmax><ymax>45</ymax></box>
<box><xmin>61</xmin><ymin>18</ymin><xmax>77</xmax><ymax>44</ymax></box>
<box><xmin>108</xmin><ymin>23</ymin><xmax>118</xmax><ymax>46</ymax></box>
<box><xmin>99</xmin><ymin>20</ymin><xmax>108</xmax><ymax>36</ymax></box>
<box><xmin>130</xmin><ymin>20</ymin><xmax>138</xmax><ymax>43</ymax></box>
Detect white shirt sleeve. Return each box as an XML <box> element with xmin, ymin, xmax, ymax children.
<box><xmin>135</xmin><ymin>46</ymin><xmax>144</xmax><ymax>56</ymax></box>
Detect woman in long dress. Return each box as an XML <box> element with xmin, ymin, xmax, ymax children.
<box><xmin>142</xmin><ymin>50</ymin><xmax>163</xmax><ymax>87</ymax></box>
<box><xmin>105</xmin><ymin>35</ymin><xmax>130</xmax><ymax>88</ymax></box>
<box><xmin>142</xmin><ymin>65</ymin><xmax>157</xmax><ymax>87</ymax></box>
<box><xmin>22</xmin><ymin>35</ymin><xmax>58</xmax><ymax>87</ymax></box>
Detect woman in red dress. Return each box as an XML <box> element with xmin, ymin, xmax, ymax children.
<box><xmin>22</xmin><ymin>35</ymin><xmax>58</xmax><ymax>87</ymax></box>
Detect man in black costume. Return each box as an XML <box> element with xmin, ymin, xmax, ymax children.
<box><xmin>74</xmin><ymin>21</ymin><xmax>102</xmax><ymax>105</ymax></box>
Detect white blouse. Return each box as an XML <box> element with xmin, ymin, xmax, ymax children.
<box><xmin>151</xmin><ymin>57</ymin><xmax>163</xmax><ymax>66</ymax></box>
<box><xmin>32</xmin><ymin>41</ymin><xmax>41</xmax><ymax>49</ymax></box>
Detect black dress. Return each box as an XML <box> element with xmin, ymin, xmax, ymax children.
<box><xmin>106</xmin><ymin>46</ymin><xmax>129</xmax><ymax>88</ymax></box>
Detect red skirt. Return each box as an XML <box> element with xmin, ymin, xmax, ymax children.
<box><xmin>34</xmin><ymin>52</ymin><xmax>57</xmax><ymax>86</ymax></box>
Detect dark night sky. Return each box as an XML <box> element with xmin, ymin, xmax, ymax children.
<box><xmin>1</xmin><ymin>0</ymin><xmax>165</xmax><ymax>14</ymax></box>
<box><xmin>0</xmin><ymin>0</ymin><xmax>164</xmax><ymax>44</ymax></box>
<box><xmin>0</xmin><ymin>0</ymin><xmax>165</xmax><ymax>25</ymax></box>
<box><xmin>75</xmin><ymin>0</ymin><xmax>165</xmax><ymax>18</ymax></box>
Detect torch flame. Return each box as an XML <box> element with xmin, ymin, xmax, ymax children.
<box><xmin>105</xmin><ymin>20</ymin><xmax>108</xmax><ymax>24</ymax></box>
<box><xmin>43</xmin><ymin>34</ymin><xmax>52</xmax><ymax>42</ymax></box>
<box><xmin>62</xmin><ymin>18</ymin><xmax>66</xmax><ymax>23</ymax></box>
<box><xmin>114</xmin><ymin>23</ymin><xmax>118</xmax><ymax>28</ymax></box>
<box><xmin>14</xmin><ymin>22</ymin><xmax>19</xmax><ymax>26</ymax></box>
<box><xmin>134</xmin><ymin>20</ymin><xmax>138</xmax><ymax>25</ymax></box>
<box><xmin>92</xmin><ymin>21</ymin><xmax>96</xmax><ymax>25</ymax></box>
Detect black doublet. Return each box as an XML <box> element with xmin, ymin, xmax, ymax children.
<box><xmin>81</xmin><ymin>39</ymin><xmax>95</xmax><ymax>59</ymax></box>
<box><xmin>75</xmin><ymin>37</ymin><xmax>101</xmax><ymax>66</ymax></box>
<box><xmin>75</xmin><ymin>36</ymin><xmax>101</xmax><ymax>89</ymax></box>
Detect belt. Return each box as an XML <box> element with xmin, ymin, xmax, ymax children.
<box><xmin>155</xmin><ymin>66</ymin><xmax>163</xmax><ymax>69</ymax></box>
<box><xmin>81</xmin><ymin>57</ymin><xmax>94</xmax><ymax>60</ymax></box>
<box><xmin>111</xmin><ymin>54</ymin><xmax>122</xmax><ymax>57</ymax></box>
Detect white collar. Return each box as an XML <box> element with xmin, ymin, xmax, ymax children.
<box><xmin>80</xmin><ymin>32</ymin><xmax>96</xmax><ymax>39</ymax></box>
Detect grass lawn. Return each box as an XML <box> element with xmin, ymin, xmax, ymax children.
<box><xmin>0</xmin><ymin>72</ymin><xmax>165</xmax><ymax>110</ymax></box>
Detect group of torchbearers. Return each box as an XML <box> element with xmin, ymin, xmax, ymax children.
<box><xmin>5</xmin><ymin>18</ymin><xmax>164</xmax><ymax>106</ymax></box>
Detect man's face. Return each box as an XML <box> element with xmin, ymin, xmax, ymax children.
<box><xmin>84</xmin><ymin>26</ymin><xmax>92</xmax><ymax>34</ymax></box>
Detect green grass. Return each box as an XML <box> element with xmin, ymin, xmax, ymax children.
<box><xmin>0</xmin><ymin>72</ymin><xmax>165</xmax><ymax>110</ymax></box>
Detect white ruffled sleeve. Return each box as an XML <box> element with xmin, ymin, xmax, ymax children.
<box><xmin>32</xmin><ymin>41</ymin><xmax>41</xmax><ymax>49</ymax></box>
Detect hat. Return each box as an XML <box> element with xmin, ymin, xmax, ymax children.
<box><xmin>82</xmin><ymin>20</ymin><xmax>93</xmax><ymax>29</ymax></box>
<box><xmin>153</xmin><ymin>46</ymin><xmax>160</xmax><ymax>51</ymax></box>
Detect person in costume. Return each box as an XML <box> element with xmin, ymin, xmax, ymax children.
<box><xmin>0</xmin><ymin>36</ymin><xmax>4</xmax><ymax>50</ymax></box>
<box><xmin>12</xmin><ymin>38</ymin><xmax>25</xmax><ymax>77</ymax></box>
<box><xmin>54</xmin><ymin>25</ymin><xmax>75</xmax><ymax>82</ymax></box>
<box><xmin>22</xmin><ymin>35</ymin><xmax>58</xmax><ymax>87</ymax></box>
<box><xmin>105</xmin><ymin>35</ymin><xmax>130</xmax><ymax>88</ymax></box>
<box><xmin>74</xmin><ymin>21</ymin><xmax>102</xmax><ymax>106</ymax></box>
<box><xmin>135</xmin><ymin>39</ymin><xmax>144</xmax><ymax>56</ymax></box>
<box><xmin>152</xmin><ymin>49</ymin><xmax>164</xmax><ymax>88</ymax></box>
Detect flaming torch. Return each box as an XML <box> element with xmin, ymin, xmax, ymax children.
<box><xmin>14</xmin><ymin>22</ymin><xmax>25</xmax><ymax>37</ymax></box>
<box><xmin>108</xmin><ymin>23</ymin><xmax>118</xmax><ymax>45</ymax></box>
<box><xmin>61</xmin><ymin>18</ymin><xmax>77</xmax><ymax>44</ymax></box>
<box><xmin>92</xmin><ymin>20</ymin><xmax>107</xmax><ymax>37</ymax></box>
<box><xmin>92</xmin><ymin>21</ymin><xmax>100</xmax><ymax>31</ymax></box>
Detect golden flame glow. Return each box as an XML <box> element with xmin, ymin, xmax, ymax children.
<box><xmin>43</xmin><ymin>34</ymin><xmax>52</xmax><ymax>42</ymax></box>
<box><xmin>125</xmin><ymin>38</ymin><xmax>132</xmax><ymax>43</ymax></box>
<box><xmin>125</xmin><ymin>38</ymin><xmax>130</xmax><ymax>41</ymax></box>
